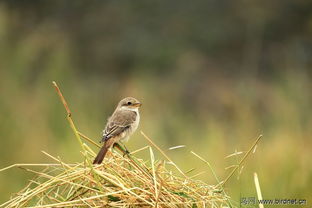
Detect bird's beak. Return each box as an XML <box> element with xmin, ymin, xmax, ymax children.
<box><xmin>133</xmin><ymin>102</ymin><xmax>142</xmax><ymax>107</ymax></box>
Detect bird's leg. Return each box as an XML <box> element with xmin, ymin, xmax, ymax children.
<box><xmin>113</xmin><ymin>143</ymin><xmax>130</xmax><ymax>156</ymax></box>
<box><xmin>113</xmin><ymin>142</ymin><xmax>130</xmax><ymax>156</ymax></box>
<box><xmin>120</xmin><ymin>142</ymin><xmax>130</xmax><ymax>156</ymax></box>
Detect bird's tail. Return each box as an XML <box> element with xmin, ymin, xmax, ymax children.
<box><xmin>93</xmin><ymin>143</ymin><xmax>109</xmax><ymax>164</ymax></box>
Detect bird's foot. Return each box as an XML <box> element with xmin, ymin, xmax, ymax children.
<box><xmin>123</xmin><ymin>150</ymin><xmax>130</xmax><ymax>157</ymax></box>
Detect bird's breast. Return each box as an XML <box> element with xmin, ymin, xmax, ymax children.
<box><xmin>131</xmin><ymin>112</ymin><xmax>140</xmax><ymax>132</ymax></box>
<box><xmin>120</xmin><ymin>112</ymin><xmax>140</xmax><ymax>142</ymax></box>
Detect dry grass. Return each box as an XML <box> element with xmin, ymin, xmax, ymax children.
<box><xmin>0</xmin><ymin>81</ymin><xmax>261</xmax><ymax>207</ymax></box>
<box><xmin>0</xmin><ymin>142</ymin><xmax>230</xmax><ymax>208</ymax></box>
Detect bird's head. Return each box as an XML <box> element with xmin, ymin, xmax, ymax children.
<box><xmin>118</xmin><ymin>97</ymin><xmax>142</xmax><ymax>110</ymax></box>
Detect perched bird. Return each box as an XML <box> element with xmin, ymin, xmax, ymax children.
<box><xmin>93</xmin><ymin>97</ymin><xmax>142</xmax><ymax>164</ymax></box>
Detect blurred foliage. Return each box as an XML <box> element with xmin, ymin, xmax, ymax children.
<box><xmin>0</xmin><ymin>0</ymin><xmax>312</xmax><ymax>205</ymax></box>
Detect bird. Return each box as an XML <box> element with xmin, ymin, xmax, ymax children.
<box><xmin>93</xmin><ymin>97</ymin><xmax>142</xmax><ymax>164</ymax></box>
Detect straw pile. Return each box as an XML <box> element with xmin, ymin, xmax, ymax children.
<box><xmin>2</xmin><ymin>143</ymin><xmax>229</xmax><ymax>208</ymax></box>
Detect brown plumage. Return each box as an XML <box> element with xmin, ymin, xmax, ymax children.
<box><xmin>93</xmin><ymin>97</ymin><xmax>141</xmax><ymax>164</ymax></box>
<box><xmin>93</xmin><ymin>137</ymin><xmax>118</xmax><ymax>164</ymax></box>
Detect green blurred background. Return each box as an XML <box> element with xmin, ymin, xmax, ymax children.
<box><xmin>0</xmin><ymin>0</ymin><xmax>311</xmax><ymax>206</ymax></box>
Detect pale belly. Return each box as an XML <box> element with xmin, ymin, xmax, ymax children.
<box><xmin>120</xmin><ymin>112</ymin><xmax>140</xmax><ymax>142</ymax></box>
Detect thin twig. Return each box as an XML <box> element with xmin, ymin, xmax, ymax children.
<box><xmin>141</xmin><ymin>131</ymin><xmax>188</xmax><ymax>178</ymax></box>
<box><xmin>52</xmin><ymin>81</ymin><xmax>85</xmax><ymax>152</ymax></box>
<box><xmin>52</xmin><ymin>81</ymin><xmax>71</xmax><ymax>116</ymax></box>
<box><xmin>0</xmin><ymin>164</ymin><xmax>76</xmax><ymax>172</ymax></box>
<box><xmin>220</xmin><ymin>134</ymin><xmax>262</xmax><ymax>187</ymax></box>
<box><xmin>254</xmin><ymin>172</ymin><xmax>264</xmax><ymax>208</ymax></box>
<box><xmin>78</xmin><ymin>131</ymin><xmax>101</xmax><ymax>148</ymax></box>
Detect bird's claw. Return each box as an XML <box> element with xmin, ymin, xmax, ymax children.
<box><xmin>123</xmin><ymin>150</ymin><xmax>130</xmax><ymax>157</ymax></box>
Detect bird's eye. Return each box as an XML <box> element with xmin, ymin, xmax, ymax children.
<box><xmin>127</xmin><ymin>102</ymin><xmax>132</xmax><ymax>105</ymax></box>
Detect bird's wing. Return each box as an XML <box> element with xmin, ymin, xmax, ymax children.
<box><xmin>101</xmin><ymin>110</ymin><xmax>137</xmax><ymax>142</ymax></box>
